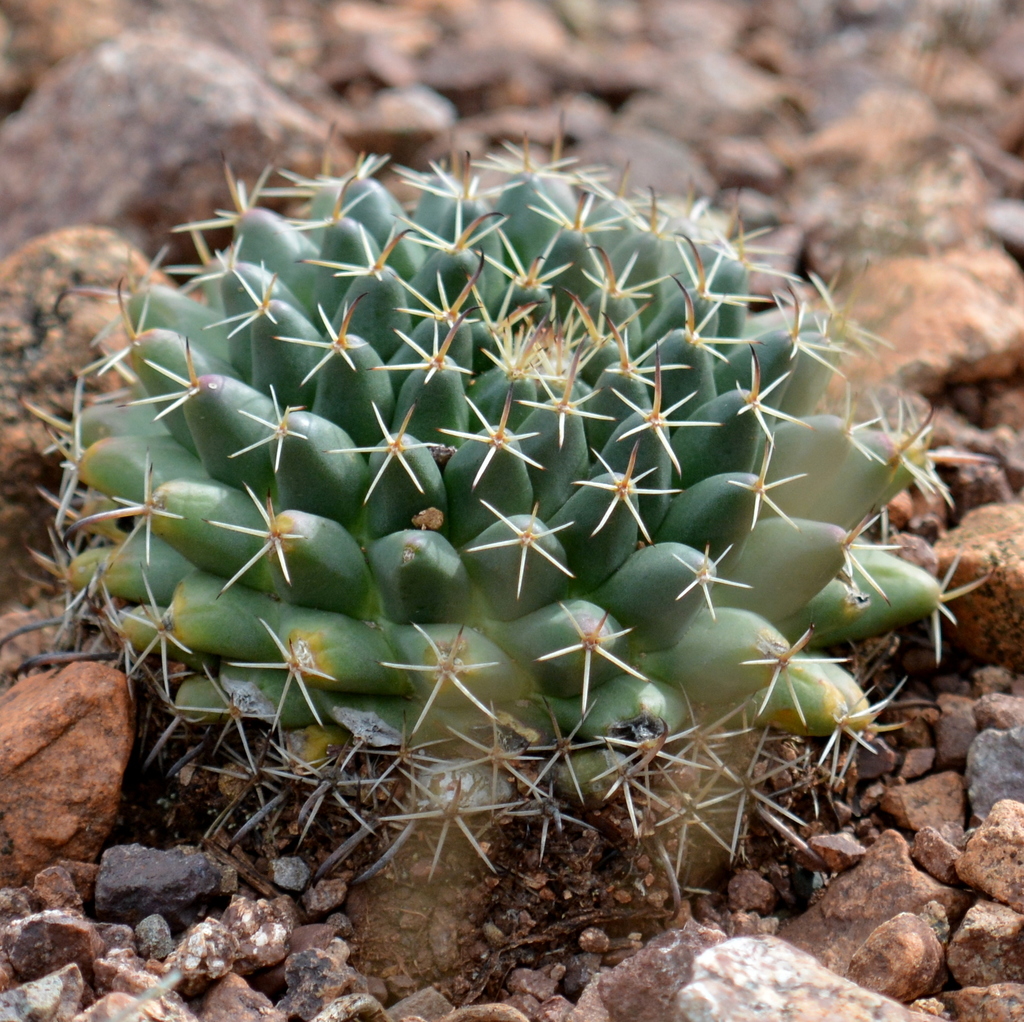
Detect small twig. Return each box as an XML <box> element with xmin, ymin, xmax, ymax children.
<box><xmin>0</xmin><ymin>615</ymin><xmax>64</xmax><ymax>651</ymax></box>
<box><xmin>14</xmin><ymin>650</ymin><xmax>120</xmax><ymax>677</ymax></box>
<box><xmin>756</xmin><ymin>805</ymin><xmax>829</xmax><ymax>873</ymax></box>
<box><xmin>313</xmin><ymin>824</ymin><xmax>375</xmax><ymax>885</ymax></box>
<box><xmin>352</xmin><ymin>821</ymin><xmax>417</xmax><ymax>885</ymax></box>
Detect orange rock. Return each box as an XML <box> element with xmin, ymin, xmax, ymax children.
<box><xmin>0</xmin><ymin>662</ymin><xmax>133</xmax><ymax>886</ymax></box>
<box><xmin>936</xmin><ymin>504</ymin><xmax>1024</xmax><ymax>672</ymax></box>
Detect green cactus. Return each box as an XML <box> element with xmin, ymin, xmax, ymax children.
<box><xmin>60</xmin><ymin>150</ymin><xmax>953</xmax><ymax>850</ymax></box>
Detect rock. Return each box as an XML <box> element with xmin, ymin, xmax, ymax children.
<box><xmin>163</xmin><ymin>919</ymin><xmax>240</xmax><ymax>998</ymax></box>
<box><xmin>0</xmin><ymin>0</ymin><xmax>270</xmax><ymax>107</ymax></box>
<box><xmin>3</xmin><ymin>910</ymin><xmax>104</xmax><ymax>985</ymax></box>
<box><xmin>0</xmin><ymin>610</ymin><xmax>58</xmax><ymax>681</ymax></box>
<box><xmin>135</xmin><ymin>915</ymin><xmax>175</xmax><ymax>961</ymax></box>
<box><xmin>220</xmin><ymin>897</ymin><xmax>289</xmax><ymax>974</ymax></box>
<box><xmin>974</xmin><ymin>693</ymin><xmax>1024</xmax><ymax>732</ymax></box>
<box><xmin>268</xmin><ymin>858</ymin><xmax>310</xmax><ymax>894</ymax></box>
<box><xmin>778</xmin><ymin>830</ymin><xmax>972</xmax><ymax>974</ymax></box>
<box><xmin>879</xmin><ymin>772</ymin><xmax>966</xmax><ymax>832</ymax></box>
<box><xmin>31</xmin><ymin>868</ymin><xmax>82</xmax><ymax>913</ymax></box>
<box><xmin>342</xmin><ymin>85</ymin><xmax>456</xmax><ymax>163</ymax></box>
<box><xmin>300</xmin><ymin>880</ymin><xmax>348</xmax><ymax>922</ymax></box>
<box><xmin>846</xmin><ymin>912</ymin><xmax>947</xmax><ymax>1002</ymax></box>
<box><xmin>277</xmin><ymin>939</ymin><xmax>366</xmax><ymax>1021</ymax></box>
<box><xmin>248</xmin><ymin>923</ymin><xmax>332</xmax><ymax>1000</ymax></box>
<box><xmin>578</xmin><ymin>928</ymin><xmax>611</xmax><ymax>954</ymax></box>
<box><xmin>536</xmin><ymin>996</ymin><xmax>575</xmax><ymax>1022</ymax></box>
<box><xmin>568</xmin><ymin>127</ymin><xmax>715</xmax><ymax>199</ymax></box>
<box><xmin>569</xmin><ymin>922</ymin><xmax>726</xmax><ymax>1022</ymax></box>
<box><xmin>95</xmin><ymin>845</ymin><xmax>221</xmax><ymax>931</ymax></box>
<box><xmin>986</xmin><ymin>199</ymin><xmax>1024</xmax><ymax>263</ymax></box>
<box><xmin>939</xmin><ymin>982</ymin><xmax>1024</xmax><ymax>1021</ymax></box>
<box><xmin>0</xmin><ymin>32</ymin><xmax>338</xmax><ymax>261</ymax></box>
<box><xmin>844</xmin><ymin>247</ymin><xmax>1024</xmax><ymax>398</ymax></box>
<box><xmin>200</xmin><ymin>972</ymin><xmax>285</xmax><ymax>1022</ymax></box>
<box><xmin>947</xmin><ymin>900</ymin><xmax>1024</xmax><ymax>986</ymax></box>
<box><xmin>0</xmin><ymin>887</ymin><xmax>38</xmax><ymax>928</ymax></box>
<box><xmin>966</xmin><ymin>726</ymin><xmax>1024</xmax><ymax>818</ymax></box>
<box><xmin>386</xmin><ymin>985</ymin><xmax>454</xmax><ymax>1022</ymax></box>
<box><xmin>936</xmin><ymin>504</ymin><xmax>1024</xmax><ymax>672</ymax></box>
<box><xmin>935</xmin><ymin>695</ymin><xmax>979</xmax><ymax>771</ymax></box>
<box><xmin>0</xmin><ymin>962</ymin><xmax>84</xmax><ymax>1022</ymax></box>
<box><xmin>94</xmin><ymin>924</ymin><xmax>135</xmax><ymax>956</ymax></box>
<box><xmin>507</xmin><ymin>967</ymin><xmax>558</xmax><ymax>1003</ymax></box>
<box><xmin>675</xmin><ymin>935</ymin><xmax>921</xmax><ymax>1021</ymax></box>
<box><xmin>92</xmin><ymin>948</ymin><xmax>162</xmax><ymax>996</ymax></box>
<box><xmin>704</xmin><ymin>136</ymin><xmax>786</xmax><ymax>194</ymax></box>
<box><xmin>726</xmin><ymin>871</ymin><xmax>777</xmax><ymax>915</ymax></box>
<box><xmin>912</xmin><ymin>827</ymin><xmax>963</xmax><ymax>886</ymax></box>
<box><xmin>808</xmin><ymin>833</ymin><xmax>867</xmax><ymax>873</ymax></box>
<box><xmin>956</xmin><ymin>799</ymin><xmax>1024</xmax><ymax>910</ymax></box>
<box><xmin>900</xmin><ymin>748</ymin><xmax>936</xmax><ymax>780</ymax></box>
<box><xmin>856</xmin><ymin>737</ymin><xmax>900</xmax><ymax>780</ymax></box>
<box><xmin>75</xmin><ymin>990</ymin><xmax>198</xmax><ymax>1022</ymax></box>
<box><xmin>0</xmin><ymin>662</ymin><xmax>132</xmax><ymax>887</ymax></box>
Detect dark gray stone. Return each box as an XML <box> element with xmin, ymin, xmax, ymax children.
<box><xmin>966</xmin><ymin>724</ymin><xmax>1024</xmax><ymax>819</ymax></box>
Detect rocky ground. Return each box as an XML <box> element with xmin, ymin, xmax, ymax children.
<box><xmin>7</xmin><ymin>0</ymin><xmax>1024</xmax><ymax>1019</ymax></box>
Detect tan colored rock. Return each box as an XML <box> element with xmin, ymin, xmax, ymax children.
<box><xmin>676</xmin><ymin>935</ymin><xmax>921</xmax><ymax>1021</ymax></box>
<box><xmin>912</xmin><ymin>827</ymin><xmax>963</xmax><ymax>886</ymax></box>
<box><xmin>200</xmin><ymin>972</ymin><xmax>285</xmax><ymax>1022</ymax></box>
<box><xmin>0</xmin><ymin>226</ymin><xmax>154</xmax><ymax>604</ymax></box>
<box><xmin>939</xmin><ymin>982</ymin><xmax>1024</xmax><ymax>1021</ymax></box>
<box><xmin>846</xmin><ymin>912</ymin><xmax>948</xmax><ymax>1002</ymax></box>
<box><xmin>779</xmin><ymin>830</ymin><xmax>972</xmax><ymax>975</ymax></box>
<box><xmin>844</xmin><ymin>246</ymin><xmax>1024</xmax><ymax>397</ymax></box>
<box><xmin>879</xmin><ymin>772</ymin><xmax>967</xmax><ymax>832</ymax></box>
<box><xmin>0</xmin><ymin>32</ymin><xmax>343</xmax><ymax>260</ymax></box>
<box><xmin>956</xmin><ymin>799</ymin><xmax>1024</xmax><ymax>912</ymax></box>
<box><xmin>808</xmin><ymin>832</ymin><xmax>867</xmax><ymax>873</ymax></box>
<box><xmin>0</xmin><ymin>662</ymin><xmax>133</xmax><ymax>885</ymax></box>
<box><xmin>936</xmin><ymin>504</ymin><xmax>1024</xmax><ymax>672</ymax></box>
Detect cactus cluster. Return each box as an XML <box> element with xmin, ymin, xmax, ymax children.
<box><xmin>60</xmin><ymin>149</ymin><xmax>953</xmax><ymax>835</ymax></box>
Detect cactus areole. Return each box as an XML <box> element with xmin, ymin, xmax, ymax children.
<box><xmin>63</xmin><ymin>149</ymin><xmax>948</xmax><ymax>825</ymax></box>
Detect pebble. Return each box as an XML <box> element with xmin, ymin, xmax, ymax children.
<box><xmin>200</xmin><ymin>972</ymin><xmax>286</xmax><ymax>1022</ymax></box>
<box><xmin>0</xmin><ymin>32</ymin><xmax>336</xmax><ymax>260</ymax></box>
<box><xmin>31</xmin><ymin>868</ymin><xmax>82</xmax><ymax>913</ymax></box>
<box><xmin>386</xmin><ymin>985</ymin><xmax>454</xmax><ymax>1022</ymax></box>
<box><xmin>726</xmin><ymin>871</ymin><xmax>777</xmax><ymax>915</ymax></box>
<box><xmin>935</xmin><ymin>695</ymin><xmax>979</xmax><ymax>771</ymax></box>
<box><xmin>0</xmin><ymin>962</ymin><xmax>84</xmax><ymax>1022</ymax></box>
<box><xmin>936</xmin><ymin>504</ymin><xmax>1024</xmax><ymax>672</ymax></box>
<box><xmin>507</xmin><ymin>967</ymin><xmax>558</xmax><ymax>1002</ymax></box>
<box><xmin>947</xmin><ymin>899</ymin><xmax>1024</xmax><ymax>986</ymax></box>
<box><xmin>878</xmin><ymin>771</ymin><xmax>966</xmax><ymax>832</ymax></box>
<box><xmin>807</xmin><ymin>833</ymin><xmax>867</xmax><ymax>873</ymax></box>
<box><xmin>900</xmin><ymin>748</ymin><xmax>936</xmax><ymax>780</ymax></box>
<box><xmin>956</xmin><ymin>799</ymin><xmax>1024</xmax><ymax>911</ymax></box>
<box><xmin>778</xmin><ymin>830</ymin><xmax>972</xmax><ymax>975</ymax></box>
<box><xmin>95</xmin><ymin>845</ymin><xmax>221</xmax><ymax>931</ymax></box>
<box><xmin>135</xmin><ymin>914</ymin><xmax>175</xmax><ymax>961</ymax></box>
<box><xmin>0</xmin><ymin>664</ymin><xmax>133</xmax><ymax>886</ymax></box>
<box><xmin>675</xmin><ymin>935</ymin><xmax>921</xmax><ymax>1021</ymax></box>
<box><xmin>912</xmin><ymin>827</ymin><xmax>963</xmax><ymax>886</ymax></box>
<box><xmin>578</xmin><ymin>928</ymin><xmax>611</xmax><ymax>954</ymax></box>
<box><xmin>569</xmin><ymin>922</ymin><xmax>726</xmax><ymax>1022</ymax></box>
<box><xmin>277</xmin><ymin>939</ymin><xmax>367</xmax><ymax>1021</ymax></box>
<box><xmin>966</xmin><ymin>725</ymin><xmax>1024</xmax><ymax>819</ymax></box>
<box><xmin>300</xmin><ymin>880</ymin><xmax>349</xmax><ymax>922</ymax></box>
<box><xmin>92</xmin><ymin>947</ymin><xmax>161</xmax><ymax>996</ymax></box>
<box><xmin>846</xmin><ymin>912</ymin><xmax>948</xmax><ymax>1002</ymax></box>
<box><xmin>974</xmin><ymin>692</ymin><xmax>1024</xmax><ymax>731</ymax></box>
<box><xmin>163</xmin><ymin>918</ymin><xmax>240</xmax><ymax>997</ymax></box>
<box><xmin>220</xmin><ymin>897</ymin><xmax>289</xmax><ymax>974</ymax></box>
<box><xmin>269</xmin><ymin>857</ymin><xmax>311</xmax><ymax>893</ymax></box>
<box><xmin>939</xmin><ymin>981</ymin><xmax>1024</xmax><ymax>1021</ymax></box>
<box><xmin>535</xmin><ymin>995</ymin><xmax>575</xmax><ymax>1022</ymax></box>
<box><xmin>248</xmin><ymin>923</ymin><xmax>335</xmax><ymax>1000</ymax></box>
<box><xmin>4</xmin><ymin>910</ymin><xmax>104</xmax><ymax>985</ymax></box>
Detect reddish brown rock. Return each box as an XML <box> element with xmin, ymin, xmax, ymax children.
<box><xmin>299</xmin><ymin>879</ymin><xmax>348</xmax><ymax>922</ymax></box>
<box><xmin>808</xmin><ymin>833</ymin><xmax>867</xmax><ymax>873</ymax></box>
<box><xmin>912</xmin><ymin>827</ymin><xmax>963</xmax><ymax>886</ymax></box>
<box><xmin>845</xmin><ymin>247</ymin><xmax>1024</xmax><ymax>398</ymax></box>
<box><xmin>3</xmin><ymin>909</ymin><xmax>104</xmax><ymax>985</ymax></box>
<box><xmin>900</xmin><ymin>748</ymin><xmax>937</xmax><ymax>780</ymax></box>
<box><xmin>0</xmin><ymin>32</ymin><xmax>341</xmax><ymax>261</ymax></box>
<box><xmin>947</xmin><ymin>900</ymin><xmax>1024</xmax><ymax>986</ymax></box>
<box><xmin>32</xmin><ymin>865</ymin><xmax>83</xmax><ymax>912</ymax></box>
<box><xmin>935</xmin><ymin>694</ymin><xmax>979</xmax><ymax>771</ymax></box>
<box><xmin>726</xmin><ymin>871</ymin><xmax>777</xmax><ymax>915</ymax></box>
<box><xmin>846</xmin><ymin>912</ymin><xmax>948</xmax><ymax>1002</ymax></box>
<box><xmin>956</xmin><ymin>799</ymin><xmax>1024</xmax><ymax>911</ymax></box>
<box><xmin>940</xmin><ymin>982</ymin><xmax>1024</xmax><ymax>1021</ymax></box>
<box><xmin>879</xmin><ymin>772</ymin><xmax>966</xmax><ymax>832</ymax></box>
<box><xmin>0</xmin><ymin>663</ymin><xmax>133</xmax><ymax>886</ymax></box>
<box><xmin>936</xmin><ymin>505</ymin><xmax>1024</xmax><ymax>672</ymax></box>
<box><xmin>779</xmin><ymin>830</ymin><xmax>972</xmax><ymax>975</ymax></box>
<box><xmin>974</xmin><ymin>692</ymin><xmax>1024</xmax><ymax>731</ymax></box>
<box><xmin>164</xmin><ymin>919</ymin><xmax>240</xmax><ymax>997</ymax></box>
<box><xmin>220</xmin><ymin>896</ymin><xmax>288</xmax><ymax>974</ymax></box>
<box><xmin>200</xmin><ymin>972</ymin><xmax>285</xmax><ymax>1022</ymax></box>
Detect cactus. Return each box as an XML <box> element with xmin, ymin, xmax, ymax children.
<box><xmin>58</xmin><ymin>149</ymin><xmax>953</xmax><ymax>861</ymax></box>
